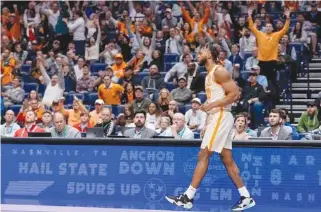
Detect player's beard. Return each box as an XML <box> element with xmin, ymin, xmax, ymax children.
<box><xmin>198</xmin><ymin>57</ymin><xmax>207</xmax><ymax>66</ymax></box>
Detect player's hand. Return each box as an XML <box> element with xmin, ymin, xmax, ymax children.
<box><xmin>200</xmin><ymin>127</ymin><xmax>206</xmax><ymax>138</ymax></box>
<box><xmin>200</xmin><ymin>102</ymin><xmax>212</xmax><ymax>112</ymax></box>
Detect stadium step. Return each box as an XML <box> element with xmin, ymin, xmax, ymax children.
<box><xmin>292</xmin><ymin>82</ymin><xmax>321</xmax><ymax>88</ymax></box>
<box><xmin>291</xmin><ymin>93</ymin><xmax>320</xmax><ymax>98</ymax></box>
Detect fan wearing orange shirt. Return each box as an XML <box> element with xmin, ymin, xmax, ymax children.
<box><xmin>14</xmin><ymin>110</ymin><xmax>45</xmax><ymax>137</ymax></box>
<box><xmin>111</xmin><ymin>54</ymin><xmax>127</xmax><ymax>82</ymax></box>
<box><xmin>98</xmin><ymin>75</ymin><xmax>124</xmax><ymax>105</ymax></box>
<box><xmin>1</xmin><ymin>48</ymin><xmax>16</xmax><ymax>86</ymax></box>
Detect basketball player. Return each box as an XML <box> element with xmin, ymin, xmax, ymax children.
<box><xmin>165</xmin><ymin>43</ymin><xmax>256</xmax><ymax>211</ymax></box>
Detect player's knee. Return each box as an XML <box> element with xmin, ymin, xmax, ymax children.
<box><xmin>198</xmin><ymin>148</ymin><xmax>210</xmax><ymax>161</ymax></box>
<box><xmin>220</xmin><ymin>154</ymin><xmax>233</xmax><ymax>167</ymax></box>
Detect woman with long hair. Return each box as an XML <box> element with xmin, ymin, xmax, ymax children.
<box><xmin>121</xmin><ymin>82</ymin><xmax>136</xmax><ymax>104</ymax></box>
<box><xmin>124</xmin><ymin>104</ymin><xmax>134</xmax><ymax>125</ymax></box>
<box><xmin>290</xmin><ymin>22</ymin><xmax>308</xmax><ymax>45</ymax></box>
<box><xmin>85</xmin><ymin>19</ymin><xmax>101</xmax><ymax>64</ymax></box>
<box><xmin>146</xmin><ymin>102</ymin><xmax>162</xmax><ymax>130</ymax></box>
<box><xmin>157</xmin><ymin>88</ymin><xmax>172</xmax><ymax>113</ymax></box>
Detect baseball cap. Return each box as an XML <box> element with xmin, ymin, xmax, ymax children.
<box><xmin>307</xmin><ymin>101</ymin><xmax>316</xmax><ymax>107</ymax></box>
<box><xmin>135</xmin><ymin>85</ymin><xmax>144</xmax><ymax>92</ymax></box>
<box><xmin>251</xmin><ymin>65</ymin><xmax>260</xmax><ymax>70</ymax></box>
<box><xmin>165</xmin><ymin>8</ymin><xmax>172</xmax><ymax>13</ymax></box>
<box><xmin>95</xmin><ymin>99</ymin><xmax>104</xmax><ymax>105</ymax></box>
<box><xmin>178</xmin><ymin>77</ymin><xmax>186</xmax><ymax>81</ymax></box>
<box><xmin>191</xmin><ymin>98</ymin><xmax>202</xmax><ymax>105</ymax></box>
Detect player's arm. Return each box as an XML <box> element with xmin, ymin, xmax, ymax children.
<box><xmin>201</xmin><ymin>67</ymin><xmax>239</xmax><ymax>112</ymax></box>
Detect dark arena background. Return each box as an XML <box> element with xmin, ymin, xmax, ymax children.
<box><xmin>1</xmin><ymin>0</ymin><xmax>321</xmax><ymax>212</ymax></box>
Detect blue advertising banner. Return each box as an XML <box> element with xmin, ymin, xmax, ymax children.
<box><xmin>1</xmin><ymin>144</ymin><xmax>321</xmax><ymax>211</ymax></box>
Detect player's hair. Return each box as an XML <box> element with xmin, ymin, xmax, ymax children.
<box><xmin>203</xmin><ymin>42</ymin><xmax>220</xmax><ymax>64</ymax></box>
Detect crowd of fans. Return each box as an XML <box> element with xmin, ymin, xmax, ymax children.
<box><xmin>1</xmin><ymin>1</ymin><xmax>321</xmax><ymax>140</ymax></box>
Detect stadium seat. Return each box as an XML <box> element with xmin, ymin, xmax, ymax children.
<box><xmin>185</xmin><ymin>104</ymin><xmax>192</xmax><ymax>111</ymax></box>
<box><xmin>116</xmin><ymin>105</ymin><xmax>125</xmax><ymax>115</ymax></box>
<box><xmin>21</xmin><ymin>64</ymin><xmax>31</xmax><ymax>74</ymax></box>
<box><xmin>38</xmin><ymin>84</ymin><xmax>46</xmax><ymax>96</ymax></box>
<box><xmin>178</xmin><ymin>105</ymin><xmax>186</xmax><ymax>114</ymax></box>
<box><xmin>194</xmin><ymin>132</ymin><xmax>200</xmax><ymax>139</ymax></box>
<box><xmin>23</xmin><ymin>83</ymin><xmax>39</xmax><ymax>93</ymax></box>
<box><xmin>167</xmin><ymin>82</ymin><xmax>175</xmax><ymax>91</ymax></box>
<box><xmin>196</xmin><ymin>92</ymin><xmax>207</xmax><ymax>103</ymax></box>
<box><xmin>66</xmin><ymin>93</ymin><xmax>85</xmax><ymax>105</ymax></box>
<box><xmin>88</xmin><ymin>93</ymin><xmax>98</xmax><ymax>105</ymax></box>
<box><xmin>164</xmin><ymin>63</ymin><xmax>175</xmax><ymax>72</ymax></box>
<box><xmin>160</xmin><ymin>72</ymin><xmax>166</xmax><ymax>78</ymax></box>
<box><xmin>200</xmin><ymin>72</ymin><xmax>207</xmax><ymax>78</ymax></box>
<box><xmin>138</xmin><ymin>72</ymin><xmax>149</xmax><ymax>79</ymax></box>
<box><xmin>243</xmin><ymin>51</ymin><xmax>252</xmax><ymax>65</ymax></box>
<box><xmin>153</xmin><ymin>91</ymin><xmax>160</xmax><ymax>102</ymax></box>
<box><xmin>164</xmin><ymin>54</ymin><xmax>179</xmax><ymax>63</ymax></box>
<box><xmin>9</xmin><ymin>105</ymin><xmax>22</xmax><ymax>115</ymax></box>
<box><xmin>91</xmin><ymin>63</ymin><xmax>107</xmax><ymax>73</ymax></box>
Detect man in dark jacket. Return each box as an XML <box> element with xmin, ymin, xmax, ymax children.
<box><xmin>141</xmin><ymin>65</ymin><xmax>166</xmax><ymax>94</ymax></box>
<box><xmin>241</xmin><ymin>72</ymin><xmax>267</xmax><ymax>129</ymax></box>
<box><xmin>119</xmin><ymin>65</ymin><xmax>141</xmax><ymax>87</ymax></box>
<box><xmin>184</xmin><ymin>62</ymin><xmax>205</xmax><ymax>95</ymax></box>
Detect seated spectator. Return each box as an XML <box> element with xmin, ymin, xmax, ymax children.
<box><xmin>124</xmin><ymin>110</ymin><xmax>157</xmax><ymax>138</ymax></box>
<box><xmin>73</xmin><ymin>111</ymin><xmax>94</xmax><ymax>133</ymax></box>
<box><xmin>98</xmin><ymin>75</ymin><xmax>124</xmax><ymax>105</ymax></box>
<box><xmin>241</xmin><ymin>112</ymin><xmax>258</xmax><ymax>137</ymax></box>
<box><xmin>250</xmin><ymin>65</ymin><xmax>268</xmax><ymax>90</ymax></box>
<box><xmin>141</xmin><ymin>65</ymin><xmax>165</xmax><ymax>94</ymax></box>
<box><xmin>115</xmin><ymin>113</ymin><xmax>127</xmax><ymax>136</ymax></box>
<box><xmin>28</xmin><ymin>90</ymin><xmax>41</xmax><ymax>102</ymax></box>
<box><xmin>297</xmin><ymin>101</ymin><xmax>320</xmax><ymax>134</ymax></box>
<box><xmin>95</xmin><ymin>108</ymin><xmax>115</xmax><ymax>137</ymax></box>
<box><xmin>89</xmin><ymin>99</ymin><xmax>104</xmax><ymax>126</ymax></box>
<box><xmin>2</xmin><ymin>77</ymin><xmax>25</xmax><ymax>108</ymax></box>
<box><xmin>171</xmin><ymin>77</ymin><xmax>192</xmax><ymax>105</ymax></box>
<box><xmin>229</xmin><ymin>44</ymin><xmax>243</xmax><ymax>70</ymax></box>
<box><xmin>290</xmin><ymin>22</ymin><xmax>308</xmax><ymax>48</ymax></box>
<box><xmin>296</xmin><ymin>13</ymin><xmax>318</xmax><ymax>56</ymax></box>
<box><xmin>240</xmin><ymin>72</ymin><xmax>267</xmax><ymax>129</ymax></box>
<box><xmin>16</xmin><ymin>99</ymin><xmax>45</xmax><ymax>124</ymax></box>
<box><xmin>157</xmin><ymin>88</ymin><xmax>172</xmax><ymax>113</ymax></box>
<box><xmin>73</xmin><ymin>57</ymin><xmax>85</xmax><ymax>80</ymax></box>
<box><xmin>163</xmin><ymin>100</ymin><xmax>179</xmax><ymax>120</ymax></box>
<box><xmin>131</xmin><ymin>86</ymin><xmax>152</xmax><ymax>113</ymax></box>
<box><xmin>0</xmin><ymin>110</ymin><xmax>20</xmax><ymax>137</ymax></box>
<box><xmin>76</xmin><ymin>64</ymin><xmax>95</xmax><ymax>93</ymax></box>
<box><xmin>245</xmin><ymin>47</ymin><xmax>259</xmax><ymax>72</ymax></box>
<box><xmin>13</xmin><ymin>43</ymin><xmax>28</xmax><ymax>67</ymax></box>
<box><xmin>156</xmin><ymin>116</ymin><xmax>172</xmax><ymax>137</ymax></box>
<box><xmin>1</xmin><ymin>48</ymin><xmax>16</xmax><ymax>86</ymax></box>
<box><xmin>119</xmin><ymin>65</ymin><xmax>141</xmax><ymax>87</ymax></box>
<box><xmin>279</xmin><ymin>108</ymin><xmax>299</xmax><ymax>140</ymax></box>
<box><xmin>185</xmin><ymin>98</ymin><xmax>207</xmax><ymax>131</ymax></box>
<box><xmin>184</xmin><ymin>62</ymin><xmax>204</xmax><ymax>95</ymax></box>
<box><xmin>111</xmin><ymin>54</ymin><xmax>127</xmax><ymax>82</ymax></box>
<box><xmin>124</xmin><ymin>104</ymin><xmax>134</xmax><ymax>125</ymax></box>
<box><xmin>37</xmin><ymin>111</ymin><xmax>53</xmax><ymax>132</ymax></box>
<box><xmin>231</xmin><ymin>114</ymin><xmax>251</xmax><ymax>140</ymax></box>
<box><xmin>50</xmin><ymin>112</ymin><xmax>81</xmax><ymax>138</ymax></box>
<box><xmin>14</xmin><ymin>110</ymin><xmax>45</xmax><ymax>137</ymax></box>
<box><xmin>39</xmin><ymin>59</ymin><xmax>64</xmax><ymax>107</ymax></box>
<box><xmin>146</xmin><ymin>103</ymin><xmax>162</xmax><ymax>130</ymax></box>
<box><xmin>164</xmin><ymin>53</ymin><xmax>192</xmax><ymax>84</ymax></box>
<box><xmin>260</xmin><ymin>109</ymin><xmax>292</xmax><ymax>140</ymax></box>
<box><xmin>149</xmin><ymin>50</ymin><xmax>163</xmax><ymax>72</ymax></box>
<box><xmin>170</xmin><ymin>113</ymin><xmax>194</xmax><ymax>139</ymax></box>
<box><xmin>218</xmin><ymin>50</ymin><xmax>233</xmax><ymax>74</ymax></box>
<box><xmin>62</xmin><ymin>96</ymin><xmax>87</xmax><ymax>126</ymax></box>
<box><xmin>121</xmin><ymin>82</ymin><xmax>136</xmax><ymax>104</ymax></box>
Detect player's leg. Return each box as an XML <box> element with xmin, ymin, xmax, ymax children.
<box><xmin>220</xmin><ymin>148</ymin><xmax>256</xmax><ymax>211</ymax></box>
<box><xmin>165</xmin><ymin>148</ymin><xmax>212</xmax><ymax>209</ymax></box>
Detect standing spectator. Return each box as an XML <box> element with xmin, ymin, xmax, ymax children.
<box><xmin>124</xmin><ymin>110</ymin><xmax>157</xmax><ymax>138</ymax></box>
<box><xmin>111</xmin><ymin>54</ymin><xmax>127</xmax><ymax>82</ymax></box>
<box><xmin>14</xmin><ymin>110</ymin><xmax>45</xmax><ymax>137</ymax></box>
<box><xmin>297</xmin><ymin>101</ymin><xmax>320</xmax><ymax>134</ymax></box>
<box><xmin>157</xmin><ymin>88</ymin><xmax>173</xmax><ymax>113</ymax></box>
<box><xmin>136</xmin><ymin>23</ymin><xmax>157</xmax><ymax>64</ymax></box>
<box><xmin>239</xmin><ymin>27</ymin><xmax>256</xmax><ymax>59</ymax></box>
<box><xmin>121</xmin><ymin>82</ymin><xmax>136</xmax><ymax>105</ymax></box>
<box><xmin>146</xmin><ymin>102</ymin><xmax>162</xmax><ymax>130</ymax></box>
<box><xmin>185</xmin><ymin>98</ymin><xmax>207</xmax><ymax>132</ymax></box>
<box><xmin>162</xmin><ymin>8</ymin><xmax>178</xmax><ymax>28</ymax></box>
<box><xmin>73</xmin><ymin>58</ymin><xmax>85</xmax><ymax>80</ymax></box>
<box><xmin>38</xmin><ymin>111</ymin><xmax>53</xmax><ymax>132</ymax></box>
<box><xmin>141</xmin><ymin>65</ymin><xmax>166</xmax><ymax>94</ymax></box>
<box><xmin>100</xmin><ymin>42</ymin><xmax>119</xmax><ymax>66</ymax></box>
<box><xmin>2</xmin><ymin>77</ymin><xmax>25</xmax><ymax>108</ymax></box>
<box><xmin>119</xmin><ymin>65</ymin><xmax>141</xmax><ymax>87</ymax></box>
<box><xmin>241</xmin><ymin>72</ymin><xmax>267</xmax><ymax>129</ymax></box>
<box><xmin>0</xmin><ymin>110</ymin><xmax>20</xmax><ymax>137</ymax></box>
<box><xmin>76</xmin><ymin>64</ymin><xmax>95</xmax><ymax>93</ymax></box>
<box><xmin>98</xmin><ymin>75</ymin><xmax>124</xmax><ymax>105</ymax></box>
<box><xmin>39</xmin><ymin>58</ymin><xmax>64</xmax><ymax>107</ymax></box>
<box><xmin>50</xmin><ymin>112</ymin><xmax>81</xmax><ymax>138</ymax></box>
<box><xmin>184</xmin><ymin>62</ymin><xmax>205</xmax><ymax>95</ymax></box>
<box><xmin>63</xmin><ymin>10</ymin><xmax>86</xmax><ymax>57</ymax></box>
<box><xmin>165</xmin><ymin>27</ymin><xmax>183</xmax><ymax>54</ymax></box>
<box><xmin>4</xmin><ymin>4</ymin><xmax>21</xmax><ymax>41</ymax></box>
<box><xmin>85</xmin><ymin>19</ymin><xmax>101</xmax><ymax>64</ymax></box>
<box><xmin>231</xmin><ymin>114</ymin><xmax>251</xmax><ymax>140</ymax></box>
<box><xmin>296</xmin><ymin>14</ymin><xmax>318</xmax><ymax>57</ymax></box>
<box><xmin>95</xmin><ymin>108</ymin><xmax>116</xmax><ymax>137</ymax></box>
<box><xmin>245</xmin><ymin>47</ymin><xmax>259</xmax><ymax>72</ymax></box>
<box><xmin>171</xmin><ymin>77</ymin><xmax>193</xmax><ymax>105</ymax></box>
<box><xmin>1</xmin><ymin>48</ymin><xmax>16</xmax><ymax>86</ymax></box>
<box><xmin>89</xmin><ymin>99</ymin><xmax>104</xmax><ymax>126</ymax></box>
<box><xmin>156</xmin><ymin>116</ymin><xmax>173</xmax><ymax>137</ymax></box>
<box><xmin>170</xmin><ymin>113</ymin><xmax>194</xmax><ymax>139</ymax></box>
<box><xmin>131</xmin><ymin>86</ymin><xmax>152</xmax><ymax>113</ymax></box>
<box><xmin>307</xmin><ymin>3</ymin><xmax>321</xmax><ymax>40</ymax></box>
<box><xmin>164</xmin><ymin>53</ymin><xmax>192</xmax><ymax>83</ymax></box>
<box><xmin>16</xmin><ymin>99</ymin><xmax>45</xmax><ymax>124</ymax></box>
<box><xmin>248</xmin><ymin>7</ymin><xmax>290</xmax><ymax>87</ymax></box>
<box><xmin>60</xmin><ymin>96</ymin><xmax>87</xmax><ymax>126</ymax></box>
<box><xmin>73</xmin><ymin>112</ymin><xmax>94</xmax><ymax>133</ymax></box>
<box><xmin>260</xmin><ymin>109</ymin><xmax>292</xmax><ymax>140</ymax></box>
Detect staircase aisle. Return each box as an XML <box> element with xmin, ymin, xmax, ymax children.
<box><xmin>276</xmin><ymin>58</ymin><xmax>321</xmax><ymax>125</ymax></box>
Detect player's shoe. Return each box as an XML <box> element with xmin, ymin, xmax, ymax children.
<box><xmin>165</xmin><ymin>194</ymin><xmax>193</xmax><ymax>209</ymax></box>
<box><xmin>231</xmin><ymin>196</ymin><xmax>256</xmax><ymax>211</ymax></box>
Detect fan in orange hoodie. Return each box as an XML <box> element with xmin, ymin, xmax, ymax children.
<box><xmin>111</xmin><ymin>54</ymin><xmax>127</xmax><ymax>82</ymax></box>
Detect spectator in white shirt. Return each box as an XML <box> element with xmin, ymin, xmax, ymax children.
<box><xmin>171</xmin><ymin>113</ymin><xmax>194</xmax><ymax>139</ymax></box>
<box><xmin>156</xmin><ymin>116</ymin><xmax>173</xmax><ymax>137</ymax></box>
<box><xmin>63</xmin><ymin>10</ymin><xmax>86</xmax><ymax>57</ymax></box>
<box><xmin>185</xmin><ymin>98</ymin><xmax>207</xmax><ymax>132</ymax></box>
<box><xmin>165</xmin><ymin>27</ymin><xmax>183</xmax><ymax>55</ymax></box>
<box><xmin>73</xmin><ymin>57</ymin><xmax>85</xmax><ymax>80</ymax></box>
<box><xmin>0</xmin><ymin>110</ymin><xmax>21</xmax><ymax>137</ymax></box>
<box><xmin>164</xmin><ymin>53</ymin><xmax>192</xmax><ymax>83</ymax></box>
<box><xmin>218</xmin><ymin>50</ymin><xmax>233</xmax><ymax>74</ymax></box>
<box><xmin>85</xmin><ymin>19</ymin><xmax>101</xmax><ymax>64</ymax></box>
<box><xmin>239</xmin><ymin>27</ymin><xmax>256</xmax><ymax>58</ymax></box>
<box><xmin>43</xmin><ymin>2</ymin><xmax>60</xmax><ymax>30</ymax></box>
<box><xmin>100</xmin><ymin>42</ymin><xmax>119</xmax><ymax>66</ymax></box>
<box><xmin>39</xmin><ymin>58</ymin><xmax>64</xmax><ymax>107</ymax></box>
<box><xmin>245</xmin><ymin>47</ymin><xmax>259</xmax><ymax>72</ymax></box>
<box><xmin>146</xmin><ymin>102</ymin><xmax>162</xmax><ymax>130</ymax></box>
